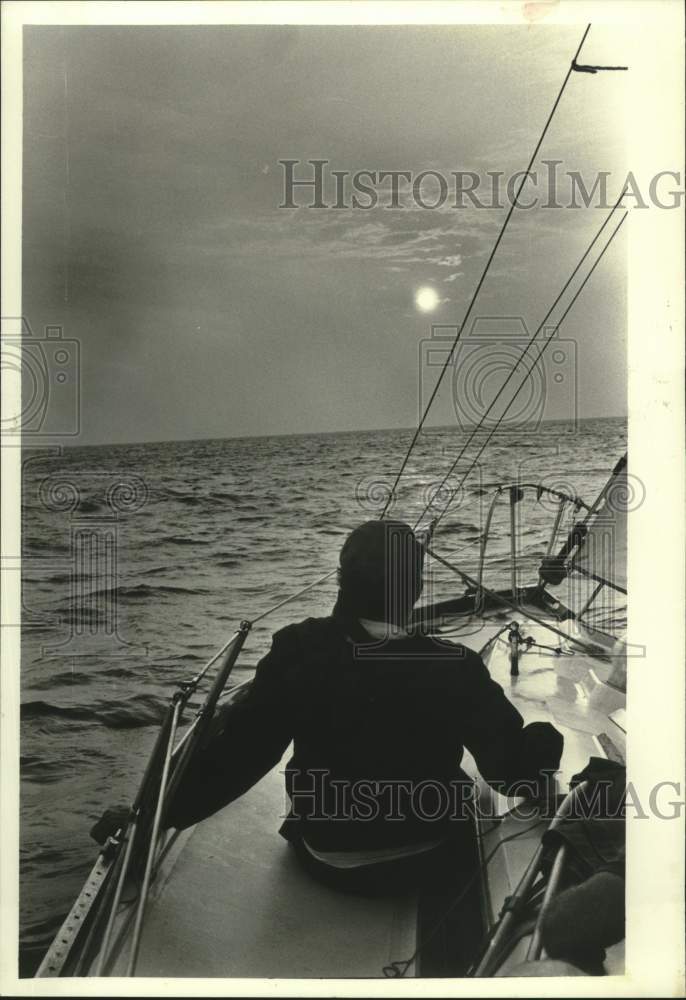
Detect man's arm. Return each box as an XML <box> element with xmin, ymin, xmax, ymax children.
<box><xmin>460</xmin><ymin>654</ymin><xmax>563</xmax><ymax>797</ymax></box>
<box><xmin>165</xmin><ymin>627</ymin><xmax>297</xmax><ymax>830</ymax></box>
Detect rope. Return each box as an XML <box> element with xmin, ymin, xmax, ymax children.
<box><xmin>379</xmin><ymin>24</ymin><xmax>592</xmax><ymax>520</ymax></box>
<box><xmin>429</xmin><ymin>209</ymin><xmax>628</xmax><ymax>533</ymax></box>
<box><xmin>248</xmin><ymin>568</ymin><xmax>338</xmax><ymax>626</ymax></box>
<box><xmin>412</xmin><ymin>190</ymin><xmax>626</xmax><ymax>531</ymax></box>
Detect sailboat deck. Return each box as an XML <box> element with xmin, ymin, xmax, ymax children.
<box><xmin>105</xmin><ymin>761</ymin><xmax>418</xmax><ymax>978</ymax></box>
<box><xmin>100</xmin><ymin>604</ymin><xmax>624</xmax><ymax>978</ymax></box>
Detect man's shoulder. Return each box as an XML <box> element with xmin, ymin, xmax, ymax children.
<box><xmin>271</xmin><ymin>615</ymin><xmax>339</xmax><ymax>647</ymax></box>
<box><xmin>408</xmin><ymin>630</ymin><xmax>484</xmax><ymax>662</ymax></box>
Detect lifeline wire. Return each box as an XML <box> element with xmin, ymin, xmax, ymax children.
<box><xmin>379</xmin><ymin>24</ymin><xmax>592</xmax><ymax>520</ymax></box>
<box><xmin>430</xmin><ymin>209</ymin><xmax>628</xmax><ymax>533</ymax></box>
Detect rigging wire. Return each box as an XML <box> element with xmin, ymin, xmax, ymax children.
<box><xmin>429</xmin><ymin>210</ymin><xmax>628</xmax><ymax>533</ymax></box>
<box><xmin>411</xmin><ymin>188</ymin><xmax>627</xmax><ymax>531</ymax></box>
<box><xmin>204</xmin><ymin>25</ymin><xmax>609</xmax><ymax>633</ymax></box>
<box><xmin>248</xmin><ymin>567</ymin><xmax>338</xmax><ymax>626</ymax></box>
<box><xmin>113</xmin><ymin>31</ymin><xmax>619</xmax><ymax>652</ymax></box>
<box><xmin>379</xmin><ymin>23</ymin><xmax>592</xmax><ymax>520</ymax></box>
<box><xmin>43</xmin><ymin>28</ymin><xmax>635</xmax><ymax>980</ymax></box>
<box><xmin>382</xmin><ymin>819</ymin><xmax>546</xmax><ymax>977</ymax></box>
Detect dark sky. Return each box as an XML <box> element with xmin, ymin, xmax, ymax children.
<box><xmin>23</xmin><ymin>24</ymin><xmax>629</xmax><ymax>445</ymax></box>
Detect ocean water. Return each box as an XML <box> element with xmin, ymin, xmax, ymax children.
<box><xmin>19</xmin><ymin>417</ymin><xmax>626</xmax><ymax>972</ymax></box>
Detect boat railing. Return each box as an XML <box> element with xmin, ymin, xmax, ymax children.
<box><xmin>470</xmin><ymin>481</ymin><xmax>590</xmax><ymax>616</ymax></box>
<box><xmin>36</xmin><ymin>622</ymin><xmax>253</xmax><ymax>978</ymax></box>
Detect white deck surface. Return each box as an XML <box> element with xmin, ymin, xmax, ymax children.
<box><xmin>471</xmin><ymin>619</ymin><xmax>626</xmax><ymax>975</ymax></box>
<box><xmin>108</xmin><ymin>762</ymin><xmax>418</xmax><ymax>978</ymax></box>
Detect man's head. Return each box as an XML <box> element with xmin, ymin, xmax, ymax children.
<box><xmin>336</xmin><ymin>520</ymin><xmax>425</xmax><ymax>624</ymax></box>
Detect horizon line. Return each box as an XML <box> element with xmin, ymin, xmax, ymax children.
<box><xmin>31</xmin><ymin>413</ymin><xmax>629</xmax><ymax>452</ymax></box>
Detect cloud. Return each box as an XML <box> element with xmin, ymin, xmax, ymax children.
<box><xmin>425</xmin><ymin>254</ymin><xmax>463</xmax><ymax>267</ymax></box>
<box><xmin>443</xmin><ymin>271</ymin><xmax>463</xmax><ymax>282</ymax></box>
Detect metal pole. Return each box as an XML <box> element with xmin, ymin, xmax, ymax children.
<box><xmin>165</xmin><ymin>621</ymin><xmax>251</xmax><ymax>806</ymax></box>
<box><xmin>93</xmin><ymin>814</ymin><xmax>139</xmax><ymax>976</ymax></box>
<box><xmin>526</xmin><ymin>843</ymin><xmax>567</xmax><ymax>961</ymax></box>
<box><xmin>473</xmin><ymin>840</ymin><xmax>545</xmax><ymax>976</ymax></box>
<box><xmin>509</xmin><ymin>487</ymin><xmax>520</xmax><ymax>601</ymax></box>
<box><xmin>476</xmin><ymin>490</ymin><xmax>501</xmax><ymax>614</ymax></box>
<box><xmin>126</xmin><ymin>697</ymin><xmax>182</xmax><ymax>976</ymax></box>
<box><xmin>473</xmin><ymin>783</ymin><xmax>586</xmax><ymax>977</ymax></box>
<box><xmin>508</xmin><ymin>621</ymin><xmax>521</xmax><ymax>676</ymax></box>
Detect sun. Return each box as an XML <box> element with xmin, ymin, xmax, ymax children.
<box><xmin>414</xmin><ymin>286</ymin><xmax>440</xmax><ymax>313</ymax></box>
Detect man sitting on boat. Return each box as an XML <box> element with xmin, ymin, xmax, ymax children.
<box><xmin>163</xmin><ymin>520</ymin><xmax>563</xmax><ymax>972</ymax></box>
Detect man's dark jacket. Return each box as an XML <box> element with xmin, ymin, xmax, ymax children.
<box><xmin>166</xmin><ymin>611</ymin><xmax>563</xmax><ymax>851</ymax></box>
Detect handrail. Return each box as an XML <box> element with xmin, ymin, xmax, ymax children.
<box><xmin>525</xmin><ymin>843</ymin><xmax>567</xmax><ymax>961</ymax></box>
<box><xmin>475</xmin><ymin>489</ymin><xmax>502</xmax><ymax>614</ymax></box>
<box><xmin>126</xmin><ymin>697</ymin><xmax>183</xmax><ymax>974</ymax></box>
<box><xmin>474</xmin><ymin>483</ymin><xmax>589</xmax><ymax>614</ymax></box>
<box><xmin>492</xmin><ymin>483</ymin><xmax>590</xmax><ymax>512</ymax></box>
<box><xmin>37</xmin><ymin>624</ymin><xmax>252</xmax><ymax>978</ymax></box>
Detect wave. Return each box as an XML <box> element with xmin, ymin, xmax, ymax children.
<box><xmin>77</xmin><ymin>498</ymin><xmax>102</xmax><ymax>513</ymax></box>
<box><xmin>65</xmin><ymin>582</ymin><xmax>211</xmax><ymax>604</ymax></box>
<box><xmin>165</xmin><ymin>535</ymin><xmax>210</xmax><ymax>546</ymax></box>
<box><xmin>102</xmin><ymin>665</ymin><xmax>137</xmax><ymax>678</ymax></box>
<box><xmin>29</xmin><ymin>670</ymin><xmax>94</xmax><ymax>690</ymax></box>
<box><xmin>21</xmin><ymin>754</ymin><xmax>80</xmax><ymax>784</ymax></box>
<box><xmin>54</xmin><ymin>606</ymin><xmax>110</xmax><ymax>628</ymax></box>
<box><xmin>24</xmin><ymin>538</ymin><xmax>70</xmax><ymax>556</ymax></box>
<box><xmin>38</xmin><ymin>571</ymin><xmax>79</xmax><ymax>585</ymax></box>
<box><xmin>21</xmin><ymin>693</ymin><xmax>165</xmax><ymax>729</ymax></box>
<box><xmin>448</xmin><ymin>521</ymin><xmax>480</xmax><ymax>532</ymax></box>
<box><xmin>21</xmin><ymin>701</ymin><xmax>93</xmax><ymax>723</ymax></box>
<box><xmin>208</xmin><ymin>491</ymin><xmax>243</xmax><ymax>502</ymax></box>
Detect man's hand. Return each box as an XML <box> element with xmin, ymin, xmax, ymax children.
<box><xmin>90</xmin><ymin>805</ymin><xmax>132</xmax><ymax>845</ymax></box>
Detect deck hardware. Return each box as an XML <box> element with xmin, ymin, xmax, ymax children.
<box><xmin>509</xmin><ymin>488</ymin><xmax>523</xmax><ymax>601</ymax></box>
<box><xmin>508</xmin><ymin>622</ymin><xmax>521</xmax><ymax>675</ymax></box>
<box><xmin>101</xmin><ymin>834</ymin><xmax>122</xmax><ymax>862</ymax></box>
